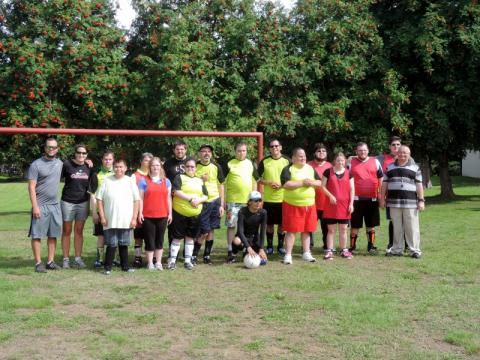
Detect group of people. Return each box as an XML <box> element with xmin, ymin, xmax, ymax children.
<box><xmin>27</xmin><ymin>136</ymin><xmax>425</xmax><ymax>273</ymax></box>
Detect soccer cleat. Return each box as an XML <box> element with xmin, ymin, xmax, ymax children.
<box><xmin>191</xmin><ymin>256</ymin><xmax>198</xmax><ymax>266</ymax></box>
<box><xmin>277</xmin><ymin>248</ymin><xmax>286</xmax><ymax>256</ymax></box>
<box><xmin>367</xmin><ymin>244</ymin><xmax>378</xmax><ymax>255</ymax></box>
<box><xmin>184</xmin><ymin>261</ymin><xmax>194</xmax><ymax>270</ymax></box>
<box><xmin>411</xmin><ymin>252</ymin><xmax>421</xmax><ymax>259</ymax></box>
<box><xmin>74</xmin><ymin>258</ymin><xmax>87</xmax><ymax>269</ymax></box>
<box><xmin>167</xmin><ymin>259</ymin><xmax>176</xmax><ymax>270</ymax></box>
<box><xmin>94</xmin><ymin>260</ymin><xmax>103</xmax><ymax>268</ymax></box>
<box><xmin>266</xmin><ymin>247</ymin><xmax>274</xmax><ymax>255</ymax></box>
<box><xmin>132</xmin><ymin>256</ymin><xmax>143</xmax><ymax>268</ymax></box>
<box><xmin>203</xmin><ymin>256</ymin><xmax>212</xmax><ymax>265</ymax></box>
<box><xmin>302</xmin><ymin>252</ymin><xmax>316</xmax><ymax>262</ymax></box>
<box><xmin>227</xmin><ymin>254</ymin><xmax>236</xmax><ymax>264</ymax></box>
<box><xmin>35</xmin><ymin>263</ymin><xmax>47</xmax><ymax>273</ymax></box>
<box><xmin>340</xmin><ymin>249</ymin><xmax>353</xmax><ymax>259</ymax></box>
<box><xmin>63</xmin><ymin>258</ymin><xmax>70</xmax><ymax>269</ymax></box>
<box><xmin>46</xmin><ymin>261</ymin><xmax>61</xmax><ymax>270</ymax></box>
<box><xmin>282</xmin><ymin>255</ymin><xmax>292</xmax><ymax>265</ymax></box>
<box><xmin>323</xmin><ymin>251</ymin><xmax>334</xmax><ymax>261</ymax></box>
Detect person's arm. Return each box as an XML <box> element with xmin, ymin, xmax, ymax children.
<box><xmin>28</xmin><ymin>179</ymin><xmax>40</xmax><ymax>219</ymax></box>
<box><xmin>320</xmin><ymin>174</ymin><xmax>336</xmax><ymax>205</ymax></box>
<box><xmin>97</xmin><ymin>200</ymin><xmax>107</xmax><ymax>226</ymax></box>
<box><xmin>281</xmin><ymin>165</ymin><xmax>303</xmax><ymax>189</ymax></box>
<box><xmin>236</xmin><ymin>210</ymin><xmax>250</xmax><ymax>248</ymax></box>
<box><xmin>416</xmin><ymin>184</ymin><xmax>425</xmax><ymax>211</ymax></box>
<box><xmin>138</xmin><ymin>189</ymin><xmax>145</xmax><ymax>223</ymax></box>
<box><xmin>131</xmin><ymin>200</ymin><xmax>139</xmax><ymax>228</ymax></box>
<box><xmin>167</xmin><ymin>183</ymin><xmax>173</xmax><ymax>224</ymax></box>
<box><xmin>376</xmin><ymin>159</ymin><xmax>384</xmax><ymax>199</ymax></box>
<box><xmin>349</xmin><ymin>177</ymin><xmax>355</xmax><ymax>213</ymax></box>
<box><xmin>380</xmin><ymin>182</ymin><xmax>388</xmax><ymax>209</ymax></box>
<box><xmin>218</xmin><ymin>183</ymin><xmax>225</xmax><ymax>217</ymax></box>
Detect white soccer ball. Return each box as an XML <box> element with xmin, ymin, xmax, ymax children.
<box><xmin>243</xmin><ymin>254</ymin><xmax>261</xmax><ymax>269</ymax></box>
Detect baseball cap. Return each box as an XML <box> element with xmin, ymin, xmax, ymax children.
<box><xmin>199</xmin><ymin>144</ymin><xmax>214</xmax><ymax>152</ymax></box>
<box><xmin>248</xmin><ymin>191</ymin><xmax>262</xmax><ymax>201</ymax></box>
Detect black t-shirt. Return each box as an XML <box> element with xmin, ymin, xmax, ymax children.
<box><xmin>61</xmin><ymin>160</ymin><xmax>95</xmax><ymax>204</ymax></box>
<box><xmin>235</xmin><ymin>207</ymin><xmax>267</xmax><ymax>249</ymax></box>
<box><xmin>164</xmin><ymin>157</ymin><xmax>187</xmax><ymax>183</ymax></box>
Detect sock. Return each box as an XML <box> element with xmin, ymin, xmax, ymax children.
<box><xmin>119</xmin><ymin>245</ymin><xmax>129</xmax><ymax>270</ymax></box>
<box><xmin>104</xmin><ymin>246</ymin><xmax>116</xmax><ymax>271</ymax></box>
<box><xmin>367</xmin><ymin>230</ymin><xmax>376</xmax><ymax>248</ymax></box>
<box><xmin>134</xmin><ymin>245</ymin><xmax>142</xmax><ymax>257</ymax></box>
<box><xmin>277</xmin><ymin>232</ymin><xmax>285</xmax><ymax>249</ymax></box>
<box><xmin>388</xmin><ymin>221</ymin><xmax>393</xmax><ymax>249</ymax></box>
<box><xmin>349</xmin><ymin>234</ymin><xmax>358</xmax><ymax>249</ymax></box>
<box><xmin>204</xmin><ymin>240</ymin><xmax>214</xmax><ymax>257</ymax></box>
<box><xmin>63</xmin><ymin>257</ymin><xmax>69</xmax><ymax>261</ymax></box>
<box><xmin>193</xmin><ymin>242</ymin><xmax>202</xmax><ymax>257</ymax></box>
<box><xmin>266</xmin><ymin>232</ymin><xmax>274</xmax><ymax>249</ymax></box>
<box><xmin>185</xmin><ymin>240</ymin><xmax>194</xmax><ymax>263</ymax></box>
<box><xmin>74</xmin><ymin>256</ymin><xmax>81</xmax><ymax>262</ymax></box>
<box><xmin>170</xmin><ymin>239</ymin><xmax>181</xmax><ymax>263</ymax></box>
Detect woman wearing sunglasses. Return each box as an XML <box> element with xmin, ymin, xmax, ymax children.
<box><xmin>60</xmin><ymin>144</ymin><xmax>96</xmax><ymax>269</ymax></box>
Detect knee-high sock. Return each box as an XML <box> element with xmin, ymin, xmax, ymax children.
<box><xmin>184</xmin><ymin>239</ymin><xmax>194</xmax><ymax>263</ymax></box>
<box><xmin>277</xmin><ymin>232</ymin><xmax>285</xmax><ymax>249</ymax></box>
<box><xmin>104</xmin><ymin>246</ymin><xmax>116</xmax><ymax>271</ymax></box>
<box><xmin>193</xmin><ymin>241</ymin><xmax>202</xmax><ymax>257</ymax></box>
<box><xmin>204</xmin><ymin>240</ymin><xmax>214</xmax><ymax>257</ymax></box>
<box><xmin>170</xmin><ymin>239</ymin><xmax>181</xmax><ymax>263</ymax></box>
<box><xmin>119</xmin><ymin>245</ymin><xmax>129</xmax><ymax>270</ymax></box>
<box><xmin>349</xmin><ymin>234</ymin><xmax>358</xmax><ymax>250</ymax></box>
<box><xmin>367</xmin><ymin>230</ymin><xmax>376</xmax><ymax>249</ymax></box>
<box><xmin>266</xmin><ymin>232</ymin><xmax>274</xmax><ymax>249</ymax></box>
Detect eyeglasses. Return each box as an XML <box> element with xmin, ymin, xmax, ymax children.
<box><xmin>185</xmin><ymin>165</ymin><xmax>196</xmax><ymax>168</ymax></box>
<box><xmin>76</xmin><ymin>151</ymin><xmax>87</xmax><ymax>155</ymax></box>
<box><xmin>251</xmin><ymin>199</ymin><xmax>262</xmax><ymax>202</ymax></box>
<box><xmin>45</xmin><ymin>146</ymin><xmax>58</xmax><ymax>150</ymax></box>
<box><xmin>270</xmin><ymin>144</ymin><xmax>280</xmax><ymax>148</ymax></box>
<box><xmin>390</xmin><ymin>143</ymin><xmax>401</xmax><ymax>147</ymax></box>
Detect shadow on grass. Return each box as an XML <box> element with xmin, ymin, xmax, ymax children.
<box><xmin>0</xmin><ymin>177</ymin><xmax>26</xmax><ymax>183</ymax></box>
<box><xmin>0</xmin><ymin>211</ymin><xmax>31</xmax><ymax>217</ymax></box>
<box><xmin>426</xmin><ymin>194</ymin><xmax>480</xmax><ymax>205</ymax></box>
<box><xmin>430</xmin><ymin>176</ymin><xmax>480</xmax><ymax>188</ymax></box>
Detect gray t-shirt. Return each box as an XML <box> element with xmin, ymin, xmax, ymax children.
<box><xmin>27</xmin><ymin>157</ymin><xmax>63</xmax><ymax>206</ymax></box>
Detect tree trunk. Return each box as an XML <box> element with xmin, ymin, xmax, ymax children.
<box><xmin>419</xmin><ymin>157</ymin><xmax>432</xmax><ymax>188</ymax></box>
<box><xmin>438</xmin><ymin>151</ymin><xmax>455</xmax><ymax>199</ymax></box>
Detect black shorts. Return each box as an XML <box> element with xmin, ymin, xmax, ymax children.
<box><xmin>350</xmin><ymin>199</ymin><xmax>380</xmax><ymax>229</ymax></box>
<box><xmin>232</xmin><ymin>237</ymin><xmax>261</xmax><ymax>254</ymax></box>
<box><xmin>323</xmin><ymin>218</ymin><xmax>350</xmax><ymax>225</ymax></box>
<box><xmin>199</xmin><ymin>198</ymin><xmax>221</xmax><ymax>234</ymax></box>
<box><xmin>93</xmin><ymin>223</ymin><xmax>104</xmax><ymax>236</ymax></box>
<box><xmin>133</xmin><ymin>227</ymin><xmax>144</xmax><ymax>240</ymax></box>
<box><xmin>263</xmin><ymin>202</ymin><xmax>282</xmax><ymax>225</ymax></box>
<box><xmin>143</xmin><ymin>217</ymin><xmax>168</xmax><ymax>251</ymax></box>
<box><xmin>171</xmin><ymin>210</ymin><xmax>201</xmax><ymax>240</ymax></box>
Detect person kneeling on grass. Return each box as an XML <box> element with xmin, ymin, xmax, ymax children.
<box><xmin>320</xmin><ymin>152</ymin><xmax>355</xmax><ymax>260</ymax></box>
<box><xmin>96</xmin><ymin>159</ymin><xmax>140</xmax><ymax>275</ymax></box>
<box><xmin>232</xmin><ymin>191</ymin><xmax>268</xmax><ymax>265</ymax></box>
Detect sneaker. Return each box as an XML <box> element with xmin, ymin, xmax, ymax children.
<box><xmin>191</xmin><ymin>256</ymin><xmax>198</xmax><ymax>266</ymax></box>
<box><xmin>147</xmin><ymin>263</ymin><xmax>155</xmax><ymax>271</ymax></box>
<box><xmin>324</xmin><ymin>251</ymin><xmax>334</xmax><ymax>261</ymax></box>
<box><xmin>278</xmin><ymin>248</ymin><xmax>286</xmax><ymax>256</ymax></box>
<box><xmin>227</xmin><ymin>254</ymin><xmax>236</xmax><ymax>264</ymax></box>
<box><xmin>184</xmin><ymin>262</ymin><xmax>194</xmax><ymax>270</ymax></box>
<box><xmin>167</xmin><ymin>259</ymin><xmax>176</xmax><ymax>270</ymax></box>
<box><xmin>340</xmin><ymin>249</ymin><xmax>353</xmax><ymax>259</ymax></box>
<box><xmin>302</xmin><ymin>252</ymin><xmax>316</xmax><ymax>262</ymax></box>
<box><xmin>122</xmin><ymin>268</ymin><xmax>135</xmax><ymax>273</ymax></box>
<box><xmin>103</xmin><ymin>270</ymin><xmax>111</xmax><ymax>275</ymax></box>
<box><xmin>155</xmin><ymin>262</ymin><xmax>163</xmax><ymax>271</ymax></box>
<box><xmin>133</xmin><ymin>256</ymin><xmax>143</xmax><ymax>268</ymax></box>
<box><xmin>35</xmin><ymin>262</ymin><xmax>47</xmax><ymax>273</ymax></box>
<box><xmin>46</xmin><ymin>261</ymin><xmax>61</xmax><ymax>270</ymax></box>
<box><xmin>282</xmin><ymin>255</ymin><xmax>292</xmax><ymax>265</ymax></box>
<box><xmin>63</xmin><ymin>258</ymin><xmax>70</xmax><ymax>269</ymax></box>
<box><xmin>368</xmin><ymin>244</ymin><xmax>378</xmax><ymax>254</ymax></box>
<box><xmin>411</xmin><ymin>252</ymin><xmax>421</xmax><ymax>259</ymax></box>
<box><xmin>94</xmin><ymin>260</ymin><xmax>103</xmax><ymax>268</ymax></box>
<box><xmin>260</xmin><ymin>259</ymin><xmax>268</xmax><ymax>266</ymax></box>
<box><xmin>203</xmin><ymin>256</ymin><xmax>212</xmax><ymax>265</ymax></box>
<box><xmin>74</xmin><ymin>258</ymin><xmax>87</xmax><ymax>269</ymax></box>
<box><xmin>266</xmin><ymin>247</ymin><xmax>274</xmax><ymax>255</ymax></box>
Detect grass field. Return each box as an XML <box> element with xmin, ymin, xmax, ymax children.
<box><xmin>0</xmin><ymin>177</ymin><xmax>479</xmax><ymax>359</ymax></box>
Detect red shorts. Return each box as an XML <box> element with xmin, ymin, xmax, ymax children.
<box><xmin>282</xmin><ymin>202</ymin><xmax>318</xmax><ymax>233</ymax></box>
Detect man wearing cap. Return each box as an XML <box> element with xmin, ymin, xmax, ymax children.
<box><xmin>192</xmin><ymin>144</ymin><xmax>225</xmax><ymax>265</ymax></box>
<box><xmin>224</xmin><ymin>142</ymin><xmax>259</xmax><ymax>263</ymax></box>
<box><xmin>258</xmin><ymin>139</ymin><xmax>290</xmax><ymax>255</ymax></box>
<box><xmin>232</xmin><ymin>191</ymin><xmax>268</xmax><ymax>264</ymax></box>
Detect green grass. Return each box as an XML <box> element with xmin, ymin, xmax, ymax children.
<box><xmin>0</xmin><ymin>176</ymin><xmax>479</xmax><ymax>359</ymax></box>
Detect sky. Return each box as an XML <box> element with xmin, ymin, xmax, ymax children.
<box><xmin>115</xmin><ymin>0</ymin><xmax>295</xmax><ymax>29</ymax></box>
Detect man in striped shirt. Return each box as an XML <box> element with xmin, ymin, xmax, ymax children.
<box><xmin>380</xmin><ymin>146</ymin><xmax>425</xmax><ymax>258</ymax></box>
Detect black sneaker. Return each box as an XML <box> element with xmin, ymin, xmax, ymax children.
<box><xmin>411</xmin><ymin>253</ymin><xmax>421</xmax><ymax>259</ymax></box>
<box><xmin>133</xmin><ymin>256</ymin><xmax>143</xmax><ymax>268</ymax></box>
<box><xmin>367</xmin><ymin>244</ymin><xmax>378</xmax><ymax>254</ymax></box>
<box><xmin>227</xmin><ymin>254</ymin><xmax>236</xmax><ymax>264</ymax></box>
<box><xmin>46</xmin><ymin>261</ymin><xmax>61</xmax><ymax>270</ymax></box>
<box><xmin>35</xmin><ymin>263</ymin><xmax>47</xmax><ymax>273</ymax></box>
<box><xmin>203</xmin><ymin>256</ymin><xmax>212</xmax><ymax>265</ymax></box>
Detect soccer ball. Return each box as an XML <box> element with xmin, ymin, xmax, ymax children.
<box><xmin>243</xmin><ymin>254</ymin><xmax>261</xmax><ymax>269</ymax></box>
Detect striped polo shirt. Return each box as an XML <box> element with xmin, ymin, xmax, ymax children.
<box><xmin>384</xmin><ymin>159</ymin><xmax>422</xmax><ymax>209</ymax></box>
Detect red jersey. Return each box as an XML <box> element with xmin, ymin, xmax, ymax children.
<box><xmin>379</xmin><ymin>154</ymin><xmax>396</xmax><ymax>173</ymax></box>
<box><xmin>308</xmin><ymin>160</ymin><xmax>332</xmax><ymax>210</ymax></box>
<box><xmin>142</xmin><ymin>176</ymin><xmax>169</xmax><ymax>218</ymax></box>
<box><xmin>350</xmin><ymin>157</ymin><xmax>382</xmax><ymax>198</ymax></box>
<box><xmin>323</xmin><ymin>168</ymin><xmax>352</xmax><ymax>220</ymax></box>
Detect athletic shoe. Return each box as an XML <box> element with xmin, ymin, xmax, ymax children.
<box><xmin>302</xmin><ymin>252</ymin><xmax>316</xmax><ymax>262</ymax></box>
<box><xmin>184</xmin><ymin>261</ymin><xmax>194</xmax><ymax>270</ymax></box>
<box><xmin>266</xmin><ymin>247</ymin><xmax>274</xmax><ymax>255</ymax></box>
<box><xmin>46</xmin><ymin>261</ymin><xmax>61</xmax><ymax>270</ymax></box>
<box><xmin>260</xmin><ymin>259</ymin><xmax>268</xmax><ymax>266</ymax></box>
<box><xmin>147</xmin><ymin>263</ymin><xmax>155</xmax><ymax>271</ymax></box>
<box><xmin>368</xmin><ymin>244</ymin><xmax>378</xmax><ymax>254</ymax></box>
<box><xmin>74</xmin><ymin>258</ymin><xmax>87</xmax><ymax>269</ymax></box>
<box><xmin>94</xmin><ymin>260</ymin><xmax>103</xmax><ymax>268</ymax></box>
<box><xmin>35</xmin><ymin>263</ymin><xmax>47</xmax><ymax>273</ymax></box>
<box><xmin>191</xmin><ymin>256</ymin><xmax>198</xmax><ymax>266</ymax></box>
<box><xmin>227</xmin><ymin>254</ymin><xmax>236</xmax><ymax>264</ymax></box>
<box><xmin>63</xmin><ymin>258</ymin><xmax>70</xmax><ymax>269</ymax></box>
<box><xmin>411</xmin><ymin>252</ymin><xmax>421</xmax><ymax>259</ymax></box>
<box><xmin>203</xmin><ymin>256</ymin><xmax>212</xmax><ymax>265</ymax></box>
<box><xmin>103</xmin><ymin>270</ymin><xmax>111</xmax><ymax>275</ymax></box>
<box><xmin>133</xmin><ymin>256</ymin><xmax>143</xmax><ymax>268</ymax></box>
<box><xmin>122</xmin><ymin>268</ymin><xmax>135</xmax><ymax>273</ymax></box>
<box><xmin>282</xmin><ymin>255</ymin><xmax>292</xmax><ymax>265</ymax></box>
<box><xmin>278</xmin><ymin>248</ymin><xmax>286</xmax><ymax>256</ymax></box>
<box><xmin>167</xmin><ymin>260</ymin><xmax>176</xmax><ymax>270</ymax></box>
<box><xmin>340</xmin><ymin>249</ymin><xmax>353</xmax><ymax>259</ymax></box>
<box><xmin>324</xmin><ymin>251</ymin><xmax>334</xmax><ymax>261</ymax></box>
<box><xmin>155</xmin><ymin>263</ymin><xmax>163</xmax><ymax>271</ymax></box>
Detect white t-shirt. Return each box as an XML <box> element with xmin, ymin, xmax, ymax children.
<box><xmin>96</xmin><ymin>175</ymin><xmax>140</xmax><ymax>230</ymax></box>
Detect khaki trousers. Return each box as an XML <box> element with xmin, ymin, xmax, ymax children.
<box><xmin>389</xmin><ymin>207</ymin><xmax>421</xmax><ymax>255</ymax></box>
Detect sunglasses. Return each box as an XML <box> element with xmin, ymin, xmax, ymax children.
<box><xmin>76</xmin><ymin>151</ymin><xmax>88</xmax><ymax>155</ymax></box>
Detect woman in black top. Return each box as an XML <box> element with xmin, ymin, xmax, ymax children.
<box><xmin>232</xmin><ymin>191</ymin><xmax>268</xmax><ymax>264</ymax></box>
<box><xmin>60</xmin><ymin>144</ymin><xmax>96</xmax><ymax>269</ymax></box>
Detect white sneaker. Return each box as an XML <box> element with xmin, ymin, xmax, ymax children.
<box><xmin>155</xmin><ymin>263</ymin><xmax>163</xmax><ymax>271</ymax></box>
<box><xmin>302</xmin><ymin>252</ymin><xmax>316</xmax><ymax>262</ymax></box>
<box><xmin>147</xmin><ymin>263</ymin><xmax>155</xmax><ymax>270</ymax></box>
<box><xmin>283</xmin><ymin>254</ymin><xmax>292</xmax><ymax>265</ymax></box>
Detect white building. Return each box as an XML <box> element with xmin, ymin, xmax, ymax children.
<box><xmin>462</xmin><ymin>151</ymin><xmax>480</xmax><ymax>178</ymax></box>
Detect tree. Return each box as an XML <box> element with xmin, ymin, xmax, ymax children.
<box><xmin>372</xmin><ymin>1</ymin><xmax>480</xmax><ymax>198</ymax></box>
